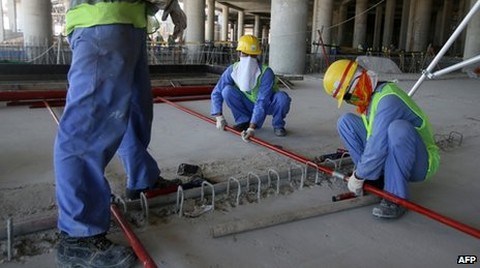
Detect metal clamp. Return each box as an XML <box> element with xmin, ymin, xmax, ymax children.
<box><xmin>267</xmin><ymin>168</ymin><xmax>281</xmax><ymax>195</ymax></box>
<box><xmin>226</xmin><ymin>177</ymin><xmax>241</xmax><ymax>207</ymax></box>
<box><xmin>246</xmin><ymin>172</ymin><xmax>261</xmax><ymax>202</ymax></box>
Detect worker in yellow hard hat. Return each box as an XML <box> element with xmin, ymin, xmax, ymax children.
<box><xmin>211</xmin><ymin>34</ymin><xmax>291</xmax><ymax>142</ymax></box>
<box><xmin>323</xmin><ymin>59</ymin><xmax>440</xmax><ymax>219</ymax></box>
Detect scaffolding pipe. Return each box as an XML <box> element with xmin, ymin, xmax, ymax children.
<box><xmin>156</xmin><ymin>97</ymin><xmax>480</xmax><ymax>240</ymax></box>
<box><xmin>408</xmin><ymin>0</ymin><xmax>480</xmax><ymax>97</ymax></box>
<box><xmin>110</xmin><ymin>204</ymin><xmax>158</xmax><ymax>268</ymax></box>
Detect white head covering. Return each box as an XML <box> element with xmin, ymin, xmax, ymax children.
<box><xmin>231</xmin><ymin>56</ymin><xmax>261</xmax><ymax>92</ymax></box>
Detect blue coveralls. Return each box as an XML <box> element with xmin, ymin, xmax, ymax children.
<box><xmin>54</xmin><ymin>25</ymin><xmax>160</xmax><ymax>237</ymax></box>
<box><xmin>337</xmin><ymin>85</ymin><xmax>429</xmax><ymax>199</ymax></box>
<box><xmin>210</xmin><ymin>64</ymin><xmax>291</xmax><ymax>129</ymax></box>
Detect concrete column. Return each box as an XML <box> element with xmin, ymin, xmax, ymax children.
<box><xmin>22</xmin><ymin>0</ymin><xmax>52</xmax><ymax>46</ymax></box>
<box><xmin>438</xmin><ymin>0</ymin><xmax>452</xmax><ymax>44</ymax></box>
<box><xmin>221</xmin><ymin>5</ymin><xmax>229</xmax><ymax>41</ymax></box>
<box><xmin>411</xmin><ymin>0</ymin><xmax>433</xmax><ymax>51</ymax></box>
<box><xmin>0</xmin><ymin>3</ymin><xmax>4</xmax><ymax>41</ymax></box>
<box><xmin>261</xmin><ymin>25</ymin><xmax>269</xmax><ymax>44</ymax></box>
<box><xmin>336</xmin><ymin>3</ymin><xmax>347</xmax><ymax>46</ymax></box>
<box><xmin>254</xmin><ymin>15</ymin><xmax>261</xmax><ymax>37</ymax></box>
<box><xmin>237</xmin><ymin>10</ymin><xmax>244</xmax><ymax>41</ymax></box>
<box><xmin>405</xmin><ymin>0</ymin><xmax>416</xmax><ymax>51</ymax></box>
<box><xmin>463</xmin><ymin>0</ymin><xmax>480</xmax><ymax>60</ymax></box>
<box><xmin>184</xmin><ymin>0</ymin><xmax>205</xmax><ymax>58</ymax></box>
<box><xmin>352</xmin><ymin>0</ymin><xmax>368</xmax><ymax>50</ymax></box>
<box><xmin>206</xmin><ymin>0</ymin><xmax>215</xmax><ymax>42</ymax></box>
<box><xmin>373</xmin><ymin>4</ymin><xmax>383</xmax><ymax>51</ymax></box>
<box><xmin>311</xmin><ymin>0</ymin><xmax>333</xmax><ymax>53</ymax></box>
<box><xmin>8</xmin><ymin>0</ymin><xmax>17</xmax><ymax>32</ymax></box>
<box><xmin>398</xmin><ymin>0</ymin><xmax>410</xmax><ymax>50</ymax></box>
<box><xmin>269</xmin><ymin>0</ymin><xmax>308</xmax><ymax>75</ymax></box>
<box><xmin>382</xmin><ymin>0</ymin><xmax>396</xmax><ymax>49</ymax></box>
<box><xmin>232</xmin><ymin>22</ymin><xmax>237</xmax><ymax>41</ymax></box>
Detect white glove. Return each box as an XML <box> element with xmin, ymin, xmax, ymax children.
<box><xmin>241</xmin><ymin>127</ymin><xmax>255</xmax><ymax>142</ymax></box>
<box><xmin>347</xmin><ymin>172</ymin><xmax>364</xmax><ymax>196</ymax></box>
<box><xmin>215</xmin><ymin>115</ymin><xmax>227</xmax><ymax>130</ymax></box>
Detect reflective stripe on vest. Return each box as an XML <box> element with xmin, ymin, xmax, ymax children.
<box><xmin>361</xmin><ymin>83</ymin><xmax>440</xmax><ymax>179</ymax></box>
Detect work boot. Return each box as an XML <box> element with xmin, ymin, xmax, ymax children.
<box><xmin>56</xmin><ymin>232</ymin><xmax>136</xmax><ymax>268</ymax></box>
<box><xmin>274</xmin><ymin>127</ymin><xmax>287</xmax><ymax>137</ymax></box>
<box><xmin>125</xmin><ymin>176</ymin><xmax>182</xmax><ymax>200</ymax></box>
<box><xmin>372</xmin><ymin>199</ymin><xmax>406</xmax><ymax>219</ymax></box>
<box><xmin>232</xmin><ymin>122</ymin><xmax>250</xmax><ymax>131</ymax></box>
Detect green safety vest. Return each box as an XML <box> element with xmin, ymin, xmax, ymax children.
<box><xmin>66</xmin><ymin>1</ymin><xmax>148</xmax><ymax>35</ymax></box>
<box><xmin>361</xmin><ymin>83</ymin><xmax>440</xmax><ymax>179</ymax></box>
<box><xmin>232</xmin><ymin>62</ymin><xmax>279</xmax><ymax>103</ymax></box>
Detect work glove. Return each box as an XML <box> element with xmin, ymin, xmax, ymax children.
<box><xmin>347</xmin><ymin>172</ymin><xmax>364</xmax><ymax>196</ymax></box>
<box><xmin>215</xmin><ymin>115</ymin><xmax>227</xmax><ymax>130</ymax></box>
<box><xmin>241</xmin><ymin>127</ymin><xmax>255</xmax><ymax>143</ymax></box>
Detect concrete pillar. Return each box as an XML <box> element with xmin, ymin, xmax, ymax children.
<box><xmin>221</xmin><ymin>5</ymin><xmax>229</xmax><ymax>41</ymax></box>
<box><xmin>373</xmin><ymin>5</ymin><xmax>383</xmax><ymax>51</ymax></box>
<box><xmin>8</xmin><ymin>0</ymin><xmax>17</xmax><ymax>32</ymax></box>
<box><xmin>184</xmin><ymin>0</ymin><xmax>205</xmax><ymax>58</ymax></box>
<box><xmin>398</xmin><ymin>0</ymin><xmax>410</xmax><ymax>50</ymax></box>
<box><xmin>261</xmin><ymin>25</ymin><xmax>269</xmax><ymax>44</ymax></box>
<box><xmin>269</xmin><ymin>0</ymin><xmax>308</xmax><ymax>75</ymax></box>
<box><xmin>22</xmin><ymin>0</ymin><xmax>52</xmax><ymax>46</ymax></box>
<box><xmin>463</xmin><ymin>0</ymin><xmax>480</xmax><ymax>60</ymax></box>
<box><xmin>0</xmin><ymin>3</ymin><xmax>4</xmax><ymax>41</ymax></box>
<box><xmin>206</xmin><ymin>0</ymin><xmax>215</xmax><ymax>42</ymax></box>
<box><xmin>352</xmin><ymin>0</ymin><xmax>368</xmax><ymax>50</ymax></box>
<box><xmin>311</xmin><ymin>0</ymin><xmax>333</xmax><ymax>53</ymax></box>
<box><xmin>336</xmin><ymin>3</ymin><xmax>347</xmax><ymax>46</ymax></box>
<box><xmin>254</xmin><ymin>15</ymin><xmax>261</xmax><ymax>37</ymax></box>
<box><xmin>237</xmin><ymin>10</ymin><xmax>244</xmax><ymax>41</ymax></box>
<box><xmin>438</xmin><ymin>0</ymin><xmax>452</xmax><ymax>44</ymax></box>
<box><xmin>382</xmin><ymin>0</ymin><xmax>396</xmax><ymax>49</ymax></box>
<box><xmin>411</xmin><ymin>0</ymin><xmax>433</xmax><ymax>51</ymax></box>
<box><xmin>405</xmin><ymin>0</ymin><xmax>416</xmax><ymax>51</ymax></box>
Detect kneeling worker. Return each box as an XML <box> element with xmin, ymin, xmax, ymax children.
<box><xmin>211</xmin><ymin>35</ymin><xmax>291</xmax><ymax>142</ymax></box>
<box><xmin>323</xmin><ymin>59</ymin><xmax>440</xmax><ymax>219</ymax></box>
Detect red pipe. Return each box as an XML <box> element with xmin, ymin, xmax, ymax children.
<box><xmin>0</xmin><ymin>85</ymin><xmax>214</xmax><ymax>102</ymax></box>
<box><xmin>156</xmin><ymin>96</ymin><xmax>480</xmax><ymax>240</ymax></box>
<box><xmin>111</xmin><ymin>204</ymin><xmax>158</xmax><ymax>268</ymax></box>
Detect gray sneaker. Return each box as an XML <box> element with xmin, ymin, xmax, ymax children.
<box><xmin>56</xmin><ymin>232</ymin><xmax>136</xmax><ymax>268</ymax></box>
<box><xmin>274</xmin><ymin>127</ymin><xmax>287</xmax><ymax>136</ymax></box>
<box><xmin>372</xmin><ymin>199</ymin><xmax>406</xmax><ymax>219</ymax></box>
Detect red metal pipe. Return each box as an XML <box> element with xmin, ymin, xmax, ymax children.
<box><xmin>0</xmin><ymin>85</ymin><xmax>214</xmax><ymax>102</ymax></box>
<box><xmin>111</xmin><ymin>204</ymin><xmax>158</xmax><ymax>268</ymax></box>
<box><xmin>156</xmin><ymin>96</ymin><xmax>480</xmax><ymax>240</ymax></box>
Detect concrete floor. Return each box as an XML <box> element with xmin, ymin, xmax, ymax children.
<box><xmin>1</xmin><ymin>73</ymin><xmax>479</xmax><ymax>267</ymax></box>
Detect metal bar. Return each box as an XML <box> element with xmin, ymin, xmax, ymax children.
<box><xmin>110</xmin><ymin>204</ymin><xmax>158</xmax><ymax>268</ymax></box>
<box><xmin>409</xmin><ymin>0</ymin><xmax>480</xmax><ymax>97</ymax></box>
<box><xmin>158</xmin><ymin>97</ymin><xmax>480</xmax><ymax>240</ymax></box>
<box><xmin>430</xmin><ymin>54</ymin><xmax>480</xmax><ymax>78</ymax></box>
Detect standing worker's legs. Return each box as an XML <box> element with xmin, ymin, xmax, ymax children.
<box><xmin>117</xmin><ymin>29</ymin><xmax>160</xmax><ymax>191</ymax></box>
<box><xmin>337</xmin><ymin>113</ymin><xmax>367</xmax><ymax>164</ymax></box>
<box><xmin>55</xmin><ymin>25</ymin><xmax>139</xmax><ymax>267</ymax></box>
<box><xmin>222</xmin><ymin>85</ymin><xmax>254</xmax><ymax>127</ymax></box>
<box><xmin>268</xmin><ymin>91</ymin><xmax>291</xmax><ymax>136</ymax></box>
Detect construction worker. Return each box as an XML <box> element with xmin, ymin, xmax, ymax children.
<box><xmin>211</xmin><ymin>35</ymin><xmax>291</xmax><ymax>142</ymax></box>
<box><xmin>54</xmin><ymin>1</ymin><xmax>185</xmax><ymax>267</ymax></box>
<box><xmin>323</xmin><ymin>59</ymin><xmax>440</xmax><ymax>219</ymax></box>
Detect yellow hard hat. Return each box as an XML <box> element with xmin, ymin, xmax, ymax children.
<box><xmin>236</xmin><ymin>35</ymin><xmax>261</xmax><ymax>55</ymax></box>
<box><xmin>323</xmin><ymin>59</ymin><xmax>358</xmax><ymax>108</ymax></box>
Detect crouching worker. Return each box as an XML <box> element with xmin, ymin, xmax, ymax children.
<box><xmin>323</xmin><ymin>59</ymin><xmax>440</xmax><ymax>219</ymax></box>
<box><xmin>211</xmin><ymin>35</ymin><xmax>291</xmax><ymax>142</ymax></box>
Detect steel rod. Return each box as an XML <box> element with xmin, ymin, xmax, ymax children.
<box><xmin>409</xmin><ymin>0</ymin><xmax>480</xmax><ymax>97</ymax></box>
<box><xmin>110</xmin><ymin>204</ymin><xmax>158</xmax><ymax>268</ymax></box>
<box><xmin>158</xmin><ymin>97</ymin><xmax>480</xmax><ymax>239</ymax></box>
